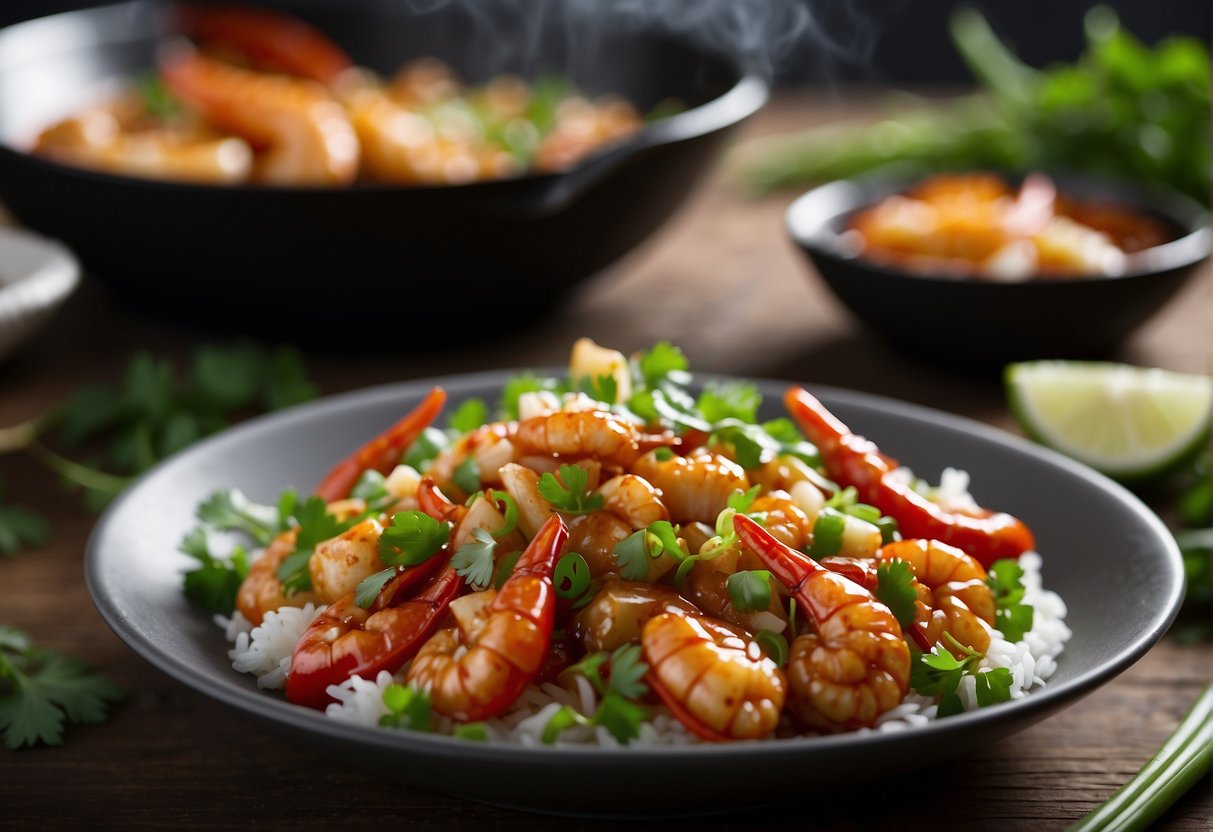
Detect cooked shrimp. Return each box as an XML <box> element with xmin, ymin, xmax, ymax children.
<box><xmin>314</xmin><ymin>387</ymin><xmax>446</xmax><ymax>503</ymax></box>
<box><xmin>235</xmin><ymin>528</ymin><xmax>318</xmax><ymax>626</ymax></box>
<box><xmin>160</xmin><ymin>50</ymin><xmax>359</xmax><ymax>186</ymax></box>
<box><xmin>406</xmin><ymin>514</ymin><xmax>567</xmax><ymax>721</ymax></box>
<box><xmin>877</xmin><ymin>539</ymin><xmax>995</xmax><ymax>655</ymax></box>
<box><xmin>735</xmin><ymin>514</ymin><xmax>910</xmax><ymax>732</ymax></box>
<box><xmin>344</xmin><ymin>86</ymin><xmax>519</xmax><ymax>185</ymax></box>
<box><xmin>570</xmin><ymin>580</ymin><xmax>696</xmax><ymax>653</ymax></box>
<box><xmin>307</xmin><ymin>516</ymin><xmax>385</xmax><ymax>603</ymax></box>
<box><xmin>32</xmin><ymin>106</ymin><xmax>252</xmax><ymax>183</ymax></box>
<box><xmin>532</xmin><ymin>96</ymin><xmax>642</xmax><ymax>173</ymax></box>
<box><xmin>515</xmin><ymin>409</ymin><xmax>673</xmax><ymax>470</ymax></box>
<box><xmin>631</xmin><ymin>448</ymin><xmax>749</xmax><ymax>525</ymax></box>
<box><xmin>785</xmin><ymin>387</ymin><xmax>1034</xmax><ymax>568</ymax></box>
<box><xmin>598</xmin><ymin>474</ymin><xmax>670</xmax><ymax>529</ymax></box>
<box><xmin>750</xmin><ymin>492</ymin><xmax>814</xmax><ymax>550</ymax></box>
<box><xmin>643</xmin><ymin>611</ymin><xmax>786</xmax><ymax>741</ymax></box>
<box><xmin>428</xmin><ymin>420</ymin><xmax>518</xmax><ymax>500</ymax></box>
<box><xmin>286</xmin><ymin>561</ymin><xmax>460</xmax><ymax>709</ymax></box>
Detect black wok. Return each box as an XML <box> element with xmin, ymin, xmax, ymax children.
<box><xmin>0</xmin><ymin>1</ymin><xmax>767</xmax><ymax>341</ymax></box>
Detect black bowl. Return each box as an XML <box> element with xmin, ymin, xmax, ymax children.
<box><xmin>786</xmin><ymin>170</ymin><xmax>1211</xmax><ymax>371</ymax></box>
<box><xmin>0</xmin><ymin>0</ymin><xmax>767</xmax><ymax>342</ymax></box>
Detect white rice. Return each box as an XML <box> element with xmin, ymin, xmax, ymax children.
<box><xmin>224</xmin><ymin>604</ymin><xmax>320</xmax><ymax>690</ymax></box>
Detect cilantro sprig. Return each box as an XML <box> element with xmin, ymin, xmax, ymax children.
<box><xmin>986</xmin><ymin>559</ymin><xmax>1035</xmax><ymax>642</ymax></box>
<box><xmin>0</xmin><ymin>627</ymin><xmax>123</xmax><ymax>749</ymax></box>
<box><xmin>0</xmin><ymin>344</ymin><xmax>317</xmax><ymax>515</ymax></box>
<box><xmin>549</xmin><ymin>645</ymin><xmax>650</xmax><ymax>744</ymax></box>
<box><xmin>910</xmin><ymin>635</ymin><xmax>1014</xmax><ymax>717</ymax></box>
<box><xmin>451</xmin><ymin>528</ymin><xmax>497</xmax><ymax>590</ymax></box>
<box><xmin>538</xmin><ymin>465</ymin><xmax>604</xmax><ymax>515</ymax></box>
<box><xmin>0</xmin><ymin>480</ymin><xmax>48</xmax><ymax>557</ymax></box>
<box><xmin>275</xmin><ymin>496</ymin><xmax>354</xmax><ymax>594</ymax></box>
<box><xmin>874</xmin><ymin>559</ymin><xmax>919</xmax><ymax>630</ymax></box>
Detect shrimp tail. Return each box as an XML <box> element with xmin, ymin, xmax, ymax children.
<box><xmin>314</xmin><ymin>387</ymin><xmax>446</xmax><ymax>502</ymax></box>
<box><xmin>417</xmin><ymin>474</ymin><xmax>465</xmax><ymax>523</ymax></box>
<box><xmin>178</xmin><ymin>4</ymin><xmax>354</xmax><ymax>85</ymax></box>
<box><xmin>784</xmin><ymin>387</ymin><xmax>1034</xmax><ymax>568</ymax></box>
<box><xmin>646</xmin><ymin>672</ymin><xmax>732</xmax><ymax>743</ymax></box>
<box><xmin>733</xmin><ymin>513</ymin><xmax>845</xmax><ymax>624</ymax></box>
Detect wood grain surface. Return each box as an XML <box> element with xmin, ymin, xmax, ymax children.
<box><xmin>1</xmin><ymin>91</ymin><xmax>1210</xmax><ymax>830</ymax></box>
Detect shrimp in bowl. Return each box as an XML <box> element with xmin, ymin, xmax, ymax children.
<box><xmin>185</xmin><ymin>338</ymin><xmax>1069</xmax><ymax>746</ymax></box>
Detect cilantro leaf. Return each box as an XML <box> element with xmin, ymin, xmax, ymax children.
<box><xmin>565</xmin><ymin>651</ymin><xmax>609</xmax><ymax>695</ymax></box>
<box><xmin>378</xmin><ymin>511</ymin><xmax>451</xmax><ymax>566</ymax></box>
<box><xmin>576</xmin><ymin>374</ymin><xmax>618</xmax><ymax>404</ymax></box>
<box><xmin>696</xmin><ymin>382</ymin><xmax>761</xmax><ymax>424</ymax></box>
<box><xmin>378</xmin><ymin>684</ymin><xmax>432</xmax><ymax>732</ymax></box>
<box><xmin>448</xmin><ymin>398</ymin><xmax>488</xmax><ymax>434</ymax></box>
<box><xmin>354</xmin><ymin>567</ymin><xmax>398</xmax><ymax>609</ymax></box>
<box><xmin>403</xmin><ymin>427</ymin><xmax>449</xmax><ymax>472</ymax></box>
<box><xmin>635</xmin><ymin>341</ymin><xmax>689</xmax><ymax>389</ymax></box>
<box><xmin>276</xmin><ymin>497</ymin><xmax>352</xmax><ymax>593</ymax></box>
<box><xmin>350</xmin><ymin>470</ymin><xmax>391</xmax><ymax>505</ymax></box>
<box><xmin>0</xmin><ymin>483</ymin><xmax>49</xmax><ymax>556</ymax></box>
<box><xmin>975</xmin><ymin>667</ymin><xmax>1014</xmax><ymax>707</ymax></box>
<box><xmin>451</xmin><ymin>528</ymin><xmax>497</xmax><ymax>590</ymax></box>
<box><xmin>605</xmin><ymin>644</ymin><xmax>648</xmax><ymax>700</ymax></box>
<box><xmin>196</xmin><ymin>489</ymin><xmax>282</xmax><ymax>546</ymax></box>
<box><xmin>727</xmin><ymin>570</ymin><xmax>772</xmax><ymax>613</ymax></box>
<box><xmin>613</xmin><ymin>530</ymin><xmax>651</xmax><ymax>581</ymax></box>
<box><xmin>875</xmin><ymin>559</ymin><xmax>919</xmax><ymax>629</ymax></box>
<box><xmin>537</xmin><ymin>465</ymin><xmax>604</xmax><ymax>514</ymax></box>
<box><xmin>594</xmin><ymin>693</ymin><xmax>647</xmax><ymax>744</ymax></box>
<box><xmin>987</xmin><ymin>559</ymin><xmax>1034</xmax><ymax>642</ymax></box>
<box><xmin>0</xmin><ymin>628</ymin><xmax>123</xmax><ymax>749</ymax></box>
<box><xmin>180</xmin><ymin>527</ymin><xmax>250</xmax><ymax>614</ymax></box>
<box><xmin>727</xmin><ymin>485</ymin><xmax>762</xmax><ymax>513</ymax></box>
<box><xmin>452</xmin><ymin>457</ymin><xmax>480</xmax><ymax>496</ymax></box>
<box><xmin>541</xmin><ymin>704</ymin><xmax>591</xmax><ymax>743</ymax></box>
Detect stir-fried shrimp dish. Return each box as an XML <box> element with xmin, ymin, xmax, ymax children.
<box><xmin>186</xmin><ymin>339</ymin><xmax>1070</xmax><ymax>745</ymax></box>
<box><xmin>845</xmin><ymin>172</ymin><xmax>1176</xmax><ymax>281</ymax></box>
<box><xmin>31</xmin><ymin>5</ymin><xmax>650</xmax><ymax>186</ymax></box>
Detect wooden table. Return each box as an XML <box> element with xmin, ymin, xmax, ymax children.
<box><xmin>1</xmin><ymin>91</ymin><xmax>1210</xmax><ymax>830</ymax></box>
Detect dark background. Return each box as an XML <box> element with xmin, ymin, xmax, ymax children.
<box><xmin>0</xmin><ymin>0</ymin><xmax>1208</xmax><ymax>84</ymax></box>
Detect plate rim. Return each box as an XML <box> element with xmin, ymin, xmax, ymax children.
<box><xmin>85</xmin><ymin>368</ymin><xmax>1185</xmax><ymax>763</ymax></box>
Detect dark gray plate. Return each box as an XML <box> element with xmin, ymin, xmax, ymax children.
<box><xmin>85</xmin><ymin>371</ymin><xmax>1184</xmax><ymax>815</ymax></box>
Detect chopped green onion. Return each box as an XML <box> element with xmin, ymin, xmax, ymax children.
<box><xmin>487</xmin><ymin>489</ymin><xmax>519</xmax><ymax>538</ymax></box>
<box><xmin>453</xmin><ymin>722</ymin><xmax>490</xmax><ymax>742</ymax></box>
<box><xmin>754</xmin><ymin>630</ymin><xmax>788</xmax><ymax>667</ymax></box>
<box><xmin>807</xmin><ymin>509</ymin><xmax>845</xmax><ymax>557</ymax></box>
<box><xmin>453</xmin><ymin>457</ymin><xmax>480</xmax><ymax>495</ymax></box>
<box><xmin>492</xmin><ymin>549</ymin><xmax>522</xmax><ymax>590</ymax></box>
<box><xmin>554</xmin><ymin>552</ymin><xmax>591</xmax><ymax>600</ymax></box>
<box><xmin>727</xmin><ymin>570</ymin><xmax>772</xmax><ymax>613</ymax></box>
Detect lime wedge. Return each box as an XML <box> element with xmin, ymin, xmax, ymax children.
<box><xmin>1006</xmin><ymin>361</ymin><xmax>1212</xmax><ymax>481</ymax></box>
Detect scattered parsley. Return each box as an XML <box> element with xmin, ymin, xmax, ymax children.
<box><xmin>0</xmin><ymin>481</ymin><xmax>48</xmax><ymax>557</ymax></box>
<box><xmin>453</xmin><ymin>722</ymin><xmax>490</xmax><ymax>741</ymax></box>
<box><xmin>634</xmin><ymin>341</ymin><xmax>690</xmax><ymax>389</ymax></box>
<box><xmin>613</xmin><ymin>530</ymin><xmax>651</xmax><ymax>580</ymax></box>
<box><xmin>576</xmin><ymin>374</ymin><xmax>618</xmax><ymax>404</ymax></box>
<box><xmin>379</xmin><ymin>683</ymin><xmax>432</xmax><ymax>732</ymax></box>
<box><xmin>875</xmin><ymin>559</ymin><xmax>919</xmax><ymax>629</ymax></box>
<box><xmin>727</xmin><ymin>570</ymin><xmax>773</xmax><ymax>613</ymax></box>
<box><xmin>0</xmin><ymin>626</ymin><xmax>123</xmax><ymax>749</ymax></box>
<box><xmin>378</xmin><ymin>511</ymin><xmax>451</xmax><ymax>566</ymax></box>
<box><xmin>537</xmin><ymin>464</ymin><xmax>604</xmax><ymax>514</ymax></box>
<box><xmin>549</xmin><ymin>646</ymin><xmax>650</xmax><ymax>744</ymax></box>
<box><xmin>986</xmin><ymin>559</ymin><xmax>1034</xmax><ymax>642</ymax></box>
<box><xmin>452</xmin><ymin>457</ymin><xmax>480</xmax><ymax>496</ymax></box>
<box><xmin>451</xmin><ymin>528</ymin><xmax>497</xmax><ymax>590</ymax></box>
<box><xmin>195</xmin><ymin>488</ymin><xmax>283</xmax><ymax>547</ymax></box>
<box><xmin>180</xmin><ymin>527</ymin><xmax>250</xmax><ymax>615</ymax></box>
<box><xmin>354</xmin><ymin>567</ymin><xmax>397</xmax><ymax>609</ymax></box>
<box><xmin>696</xmin><ymin>382</ymin><xmax>762</xmax><ymax>424</ymax></box>
<box><xmin>402</xmin><ymin>427</ymin><xmax>449</xmax><ymax>471</ymax></box>
<box><xmin>447</xmin><ymin>398</ymin><xmax>488</xmax><ymax>434</ymax></box>
<box><xmin>275</xmin><ymin>496</ymin><xmax>352</xmax><ymax>594</ymax></box>
<box><xmin>910</xmin><ymin>635</ymin><xmax>1013</xmax><ymax>717</ymax></box>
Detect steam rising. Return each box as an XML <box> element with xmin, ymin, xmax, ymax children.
<box><xmin>374</xmin><ymin>0</ymin><xmax>884</xmax><ymax>82</ymax></box>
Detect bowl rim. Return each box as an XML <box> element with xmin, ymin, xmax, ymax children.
<box><xmin>785</xmin><ymin>167</ymin><xmax>1212</xmax><ymax>285</ymax></box>
<box><xmin>0</xmin><ymin>0</ymin><xmax>769</xmax><ymax>195</ymax></box>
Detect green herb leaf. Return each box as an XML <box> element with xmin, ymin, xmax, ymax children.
<box><xmin>727</xmin><ymin>485</ymin><xmax>762</xmax><ymax>513</ymax></box>
<box><xmin>727</xmin><ymin>570</ymin><xmax>772</xmax><ymax>613</ymax></box>
<box><xmin>987</xmin><ymin>559</ymin><xmax>1035</xmax><ymax>642</ymax></box>
<box><xmin>452</xmin><ymin>457</ymin><xmax>480</xmax><ymax>496</ymax></box>
<box><xmin>565</xmin><ymin>651</ymin><xmax>609</xmax><ymax>696</ymax></box>
<box><xmin>635</xmin><ymin>341</ymin><xmax>690</xmax><ymax>389</ymax></box>
<box><xmin>498</xmin><ymin>372</ymin><xmax>561</xmax><ymax>421</ymax></box>
<box><xmin>606</xmin><ymin>644</ymin><xmax>649</xmax><ymax>700</ymax></box>
<box><xmin>354</xmin><ymin>567</ymin><xmax>398</xmax><ymax>609</ymax></box>
<box><xmin>403</xmin><ymin>427</ymin><xmax>449</xmax><ymax>472</ymax></box>
<box><xmin>448</xmin><ymin>398</ymin><xmax>489</xmax><ymax>434</ymax></box>
<box><xmin>452</xmin><ymin>528</ymin><xmax>497</xmax><ymax>590</ymax></box>
<box><xmin>0</xmin><ymin>627</ymin><xmax>123</xmax><ymax>749</ymax></box>
<box><xmin>378</xmin><ymin>511</ymin><xmax>451</xmax><ymax>567</ymax></box>
<box><xmin>180</xmin><ymin>527</ymin><xmax>250</xmax><ymax>615</ymax></box>
<box><xmin>453</xmin><ymin>722</ymin><xmax>490</xmax><ymax>741</ymax></box>
<box><xmin>875</xmin><ymin>559</ymin><xmax>919</xmax><ymax>629</ymax></box>
<box><xmin>613</xmin><ymin>530</ymin><xmax>651</xmax><ymax>580</ymax></box>
<box><xmin>974</xmin><ymin>667</ymin><xmax>1014</xmax><ymax>707</ymax></box>
<box><xmin>276</xmin><ymin>497</ymin><xmax>352</xmax><ymax>593</ymax></box>
<box><xmin>378</xmin><ymin>684</ymin><xmax>432</xmax><ymax>732</ymax></box>
<box><xmin>807</xmin><ymin>509</ymin><xmax>845</xmax><ymax>557</ymax></box>
<box><xmin>537</xmin><ymin>464</ymin><xmax>604</xmax><ymax>514</ymax></box>
<box><xmin>594</xmin><ymin>693</ymin><xmax>647</xmax><ymax>744</ymax></box>
<box><xmin>196</xmin><ymin>488</ymin><xmax>282</xmax><ymax>546</ymax></box>
<box><xmin>0</xmin><ymin>488</ymin><xmax>49</xmax><ymax>557</ymax></box>
<box><xmin>541</xmin><ymin>704</ymin><xmax>590</xmax><ymax>744</ymax></box>
<box><xmin>578</xmin><ymin>374</ymin><xmax>618</xmax><ymax>404</ymax></box>
<box><xmin>645</xmin><ymin>520</ymin><xmax>689</xmax><ymax>562</ymax></box>
<box><xmin>696</xmin><ymin>382</ymin><xmax>761</xmax><ymax>424</ymax></box>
